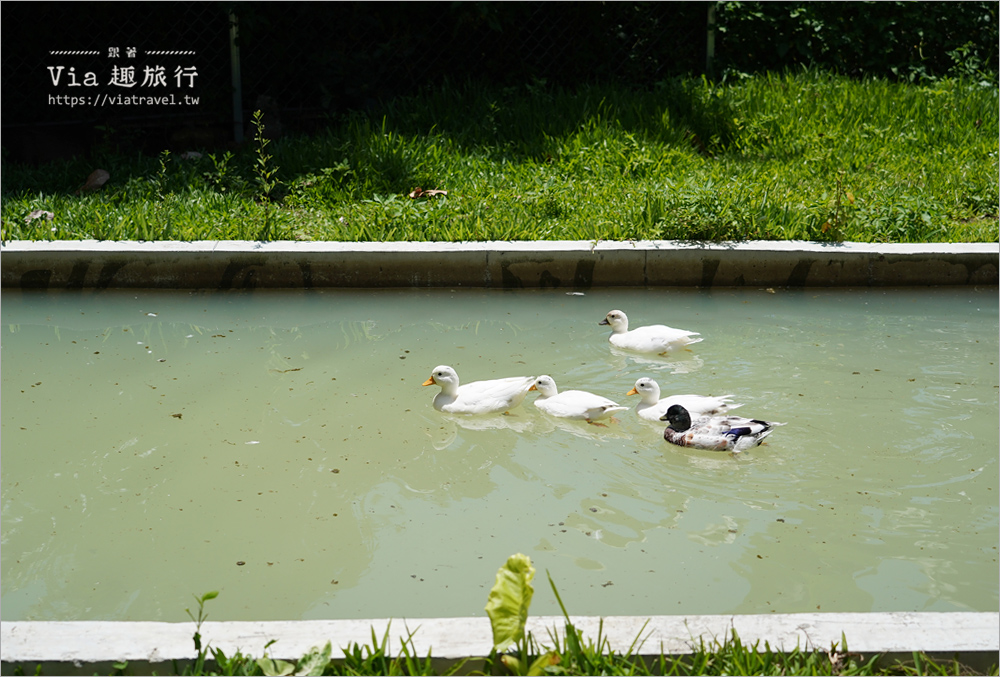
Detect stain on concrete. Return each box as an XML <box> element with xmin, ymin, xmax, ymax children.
<box><xmin>67</xmin><ymin>261</ymin><xmax>90</xmax><ymax>289</ymax></box>
<box><xmin>19</xmin><ymin>269</ymin><xmax>52</xmax><ymax>289</ymax></box>
<box><xmin>297</xmin><ymin>260</ymin><xmax>313</xmax><ymax>288</ymax></box>
<box><xmin>700</xmin><ymin>258</ymin><xmax>720</xmax><ymax>287</ymax></box>
<box><xmin>220</xmin><ymin>259</ymin><xmax>265</xmax><ymax>289</ymax></box>
<box><xmin>787</xmin><ymin>259</ymin><xmax>815</xmax><ymax>287</ymax></box>
<box><xmin>500</xmin><ymin>262</ymin><xmax>522</xmax><ymax>289</ymax></box>
<box><xmin>539</xmin><ymin>269</ymin><xmax>560</xmax><ymax>288</ymax></box>
<box><xmin>96</xmin><ymin>260</ymin><xmax>129</xmax><ymax>289</ymax></box>
<box><xmin>969</xmin><ymin>259</ymin><xmax>999</xmax><ymax>284</ymax></box>
<box><xmin>572</xmin><ymin>258</ymin><xmax>596</xmax><ymax>289</ymax></box>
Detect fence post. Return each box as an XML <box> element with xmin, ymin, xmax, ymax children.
<box><xmin>706</xmin><ymin>2</ymin><xmax>717</xmax><ymax>79</ymax></box>
<box><xmin>229</xmin><ymin>10</ymin><xmax>243</xmax><ymax>143</ymax></box>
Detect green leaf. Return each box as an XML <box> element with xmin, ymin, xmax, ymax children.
<box><xmin>500</xmin><ymin>654</ymin><xmax>524</xmax><ymax>674</ymax></box>
<box><xmin>527</xmin><ymin>651</ymin><xmax>560</xmax><ymax>676</ymax></box>
<box><xmin>294</xmin><ymin>641</ymin><xmax>332</xmax><ymax>676</ymax></box>
<box><xmin>484</xmin><ymin>553</ymin><xmax>535</xmax><ymax>653</ymax></box>
<box><xmin>256</xmin><ymin>656</ymin><xmax>295</xmax><ymax>676</ymax></box>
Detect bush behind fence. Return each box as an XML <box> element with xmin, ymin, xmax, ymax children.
<box><xmin>1</xmin><ymin>2</ymin><xmax>996</xmax><ymax>162</ymax></box>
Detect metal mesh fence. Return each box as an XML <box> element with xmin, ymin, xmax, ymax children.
<box><xmin>4</xmin><ymin>2</ymin><xmax>996</xmax><ymax>165</ymax></box>
<box><xmin>233</xmin><ymin>2</ymin><xmax>707</xmax><ymax>116</ymax></box>
<box><xmin>1</xmin><ymin>2</ymin><xmax>708</xmax><ymax>162</ymax></box>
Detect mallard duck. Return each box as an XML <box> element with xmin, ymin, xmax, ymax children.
<box><xmin>530</xmin><ymin>375</ymin><xmax>628</xmax><ymax>425</ymax></box>
<box><xmin>599</xmin><ymin>310</ymin><xmax>702</xmax><ymax>354</ymax></box>
<box><xmin>627</xmin><ymin>377</ymin><xmax>741</xmax><ymax>422</ymax></box>
<box><xmin>660</xmin><ymin>404</ymin><xmax>784</xmax><ymax>453</ymax></box>
<box><xmin>422</xmin><ymin>365</ymin><xmax>535</xmax><ymax>415</ymax></box>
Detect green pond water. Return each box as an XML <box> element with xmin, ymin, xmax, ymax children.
<box><xmin>1</xmin><ymin>285</ymin><xmax>997</xmax><ymax>622</ymax></box>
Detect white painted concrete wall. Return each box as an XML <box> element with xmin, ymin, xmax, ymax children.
<box><xmin>2</xmin><ymin>612</ymin><xmax>998</xmax><ymax>674</ymax></box>
<box><xmin>2</xmin><ymin>240</ymin><xmax>997</xmax><ymax>288</ymax></box>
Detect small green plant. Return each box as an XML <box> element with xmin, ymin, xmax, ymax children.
<box><xmin>252</xmin><ymin>109</ymin><xmax>281</xmax><ymax>240</ymax></box>
<box><xmin>180</xmin><ymin>590</ymin><xmax>219</xmax><ymax>675</ymax></box>
<box><xmin>337</xmin><ymin>624</ymin><xmax>462</xmax><ymax>676</ymax></box>
<box><xmin>819</xmin><ymin>170</ymin><xmax>851</xmax><ymax>241</ymax></box>
<box><xmin>483</xmin><ymin>553</ymin><xmax>559</xmax><ymax>675</ymax></box>
<box><xmin>483</xmin><ymin>554</ymin><xmax>656</xmax><ymax>676</ymax></box>
<box><xmin>257</xmin><ymin>640</ymin><xmax>330</xmax><ymax>676</ymax></box>
<box><xmin>153</xmin><ymin>150</ymin><xmax>172</xmax><ymax>200</ymax></box>
<box><xmin>149</xmin><ymin>149</ymin><xmax>175</xmax><ymax>240</ymax></box>
<box><xmin>203</xmin><ymin>151</ymin><xmax>246</xmax><ymax>194</ymax></box>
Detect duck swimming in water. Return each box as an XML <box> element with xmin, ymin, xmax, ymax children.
<box><xmin>660</xmin><ymin>404</ymin><xmax>784</xmax><ymax>453</ymax></box>
<box><xmin>530</xmin><ymin>375</ymin><xmax>628</xmax><ymax>425</ymax></box>
<box><xmin>627</xmin><ymin>377</ymin><xmax>740</xmax><ymax>422</ymax></box>
<box><xmin>599</xmin><ymin>310</ymin><xmax>702</xmax><ymax>355</ymax></box>
<box><xmin>423</xmin><ymin>365</ymin><xmax>535</xmax><ymax>415</ymax></box>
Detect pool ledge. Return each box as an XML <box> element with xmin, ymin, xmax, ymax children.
<box><xmin>2</xmin><ymin>612</ymin><xmax>998</xmax><ymax>674</ymax></box>
<box><xmin>1</xmin><ymin>240</ymin><xmax>996</xmax><ymax>288</ymax></box>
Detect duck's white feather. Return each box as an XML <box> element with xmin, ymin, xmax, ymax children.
<box><xmin>423</xmin><ymin>365</ymin><xmax>535</xmax><ymax>415</ymax></box>
<box><xmin>627</xmin><ymin>377</ymin><xmax>740</xmax><ymax>422</ymax></box>
<box><xmin>531</xmin><ymin>375</ymin><xmax>628</xmax><ymax>422</ymax></box>
<box><xmin>600</xmin><ymin>310</ymin><xmax>701</xmax><ymax>354</ymax></box>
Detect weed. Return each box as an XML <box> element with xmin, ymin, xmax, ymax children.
<box><xmin>148</xmin><ymin>150</ymin><xmax>175</xmax><ymax>240</ymax></box>
<box><xmin>818</xmin><ymin>170</ymin><xmax>851</xmax><ymax>241</ymax></box>
<box><xmin>175</xmin><ymin>590</ymin><xmax>218</xmax><ymax>675</ymax></box>
<box><xmin>251</xmin><ymin>109</ymin><xmax>281</xmax><ymax>240</ymax></box>
<box><xmin>203</xmin><ymin>151</ymin><xmax>246</xmax><ymax>195</ymax></box>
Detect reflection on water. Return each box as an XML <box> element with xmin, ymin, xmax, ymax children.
<box><xmin>1</xmin><ymin>286</ymin><xmax>997</xmax><ymax>621</ymax></box>
<box><xmin>606</xmin><ymin>344</ymin><xmax>706</xmax><ymax>374</ymax></box>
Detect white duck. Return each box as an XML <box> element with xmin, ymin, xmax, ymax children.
<box><xmin>530</xmin><ymin>375</ymin><xmax>628</xmax><ymax>425</ymax></box>
<box><xmin>661</xmin><ymin>404</ymin><xmax>785</xmax><ymax>453</ymax></box>
<box><xmin>422</xmin><ymin>365</ymin><xmax>535</xmax><ymax>415</ymax></box>
<box><xmin>599</xmin><ymin>310</ymin><xmax>702</xmax><ymax>354</ymax></box>
<box><xmin>627</xmin><ymin>377</ymin><xmax>741</xmax><ymax>422</ymax></box>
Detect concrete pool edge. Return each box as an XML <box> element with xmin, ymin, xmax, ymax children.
<box><xmin>2</xmin><ymin>612</ymin><xmax>998</xmax><ymax>675</ymax></box>
<box><xmin>1</xmin><ymin>240</ymin><xmax>997</xmax><ymax>288</ymax></box>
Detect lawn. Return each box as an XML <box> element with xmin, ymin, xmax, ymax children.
<box><xmin>2</xmin><ymin>71</ymin><xmax>997</xmax><ymax>244</ymax></box>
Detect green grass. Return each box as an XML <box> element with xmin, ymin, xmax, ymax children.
<box><xmin>2</xmin><ymin>70</ymin><xmax>997</xmax><ymax>243</ymax></box>
<box><xmin>24</xmin><ymin>626</ymin><xmax>995</xmax><ymax>676</ymax></box>
<box><xmin>13</xmin><ymin>632</ymin><xmax>996</xmax><ymax>676</ymax></box>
